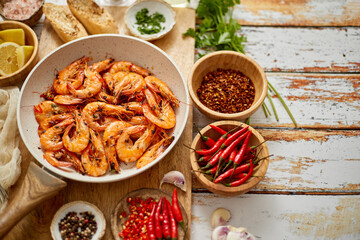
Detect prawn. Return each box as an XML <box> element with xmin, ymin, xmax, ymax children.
<box><xmin>40</xmin><ymin>117</ymin><xmax>75</xmax><ymax>151</ymax></box>
<box><xmin>144</xmin><ymin>88</ymin><xmax>161</xmax><ymax>116</ymax></box>
<box><xmin>116</xmin><ymin>124</ymin><xmax>156</xmax><ymax>163</ymax></box>
<box><xmin>82</xmin><ymin>102</ymin><xmax>134</xmax><ymax>131</ymax></box>
<box><xmin>81</xmin><ymin>128</ymin><xmax>108</xmax><ymax>177</ymax></box>
<box><xmin>109</xmin><ymin>61</ymin><xmax>152</xmax><ymax>77</ymax></box>
<box><xmin>53</xmin><ymin>57</ymin><xmax>89</xmax><ymax>95</ymax></box>
<box><xmin>144</xmin><ymin>76</ymin><xmax>179</xmax><ymax>107</ymax></box>
<box><xmin>43</xmin><ymin>149</ymin><xmax>73</xmax><ymax>168</ymax></box>
<box><xmin>113</xmin><ymin>73</ymin><xmax>145</xmax><ymax>98</ymax></box>
<box><xmin>34</xmin><ymin>101</ymin><xmax>74</xmax><ymax>124</ymax></box>
<box><xmin>123</xmin><ymin>101</ymin><xmax>143</xmax><ymax>115</ymax></box>
<box><xmin>62</xmin><ymin>111</ymin><xmax>90</xmax><ymax>153</ymax></box>
<box><xmin>89</xmin><ymin>58</ymin><xmax>114</xmax><ymax>73</ymax></box>
<box><xmin>67</xmin><ymin>67</ymin><xmax>102</xmax><ymax>99</ymax></box>
<box><xmin>63</xmin><ymin>150</ymin><xmax>85</xmax><ymax>174</ymax></box>
<box><xmin>103</xmin><ymin>121</ymin><xmax>132</xmax><ymax>172</ymax></box>
<box><xmin>142</xmin><ymin>99</ymin><xmax>176</xmax><ymax>129</ymax></box>
<box><xmin>38</xmin><ymin>113</ymin><xmax>74</xmax><ymax>136</ymax></box>
<box><xmin>136</xmin><ymin>136</ymin><xmax>174</xmax><ymax>169</ymax></box>
<box><xmin>53</xmin><ymin>95</ymin><xmax>84</xmax><ymax>105</ymax></box>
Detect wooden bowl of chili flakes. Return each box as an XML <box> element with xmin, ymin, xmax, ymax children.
<box><xmin>190</xmin><ymin>120</ymin><xmax>270</xmax><ymax>196</ymax></box>
<box><xmin>188</xmin><ymin>51</ymin><xmax>267</xmax><ymax>120</ymax></box>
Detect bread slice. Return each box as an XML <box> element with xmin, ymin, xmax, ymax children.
<box><xmin>43</xmin><ymin>3</ymin><xmax>88</xmax><ymax>43</ymax></box>
<box><xmin>67</xmin><ymin>0</ymin><xmax>119</xmax><ymax>34</ymax></box>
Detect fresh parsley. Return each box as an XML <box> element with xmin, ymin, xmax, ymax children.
<box><xmin>135</xmin><ymin>8</ymin><xmax>166</xmax><ymax>35</ymax></box>
<box><xmin>183</xmin><ymin>0</ymin><xmax>246</xmax><ymax>56</ymax></box>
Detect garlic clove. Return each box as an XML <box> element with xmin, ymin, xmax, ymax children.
<box><xmin>160</xmin><ymin>170</ymin><xmax>186</xmax><ymax>192</ymax></box>
<box><xmin>212</xmin><ymin>226</ymin><xmax>230</xmax><ymax>240</ymax></box>
<box><xmin>211</xmin><ymin>208</ymin><xmax>232</xmax><ymax>228</ymax></box>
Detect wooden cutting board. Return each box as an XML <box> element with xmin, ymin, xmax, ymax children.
<box><xmin>4</xmin><ymin>7</ymin><xmax>195</xmax><ymax>240</ymax></box>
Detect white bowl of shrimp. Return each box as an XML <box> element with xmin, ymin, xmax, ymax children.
<box><xmin>17</xmin><ymin>34</ymin><xmax>189</xmax><ymax>183</ymax></box>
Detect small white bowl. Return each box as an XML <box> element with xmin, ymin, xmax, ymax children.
<box><xmin>50</xmin><ymin>201</ymin><xmax>106</xmax><ymax>240</ymax></box>
<box><xmin>125</xmin><ymin>0</ymin><xmax>176</xmax><ymax>41</ymax></box>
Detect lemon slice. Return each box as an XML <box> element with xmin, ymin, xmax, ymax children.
<box><xmin>0</xmin><ymin>42</ymin><xmax>20</xmax><ymax>76</ymax></box>
<box><xmin>0</xmin><ymin>29</ymin><xmax>25</xmax><ymax>46</ymax></box>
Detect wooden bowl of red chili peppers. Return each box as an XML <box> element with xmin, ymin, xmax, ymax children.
<box><xmin>188</xmin><ymin>50</ymin><xmax>267</xmax><ymax>120</ymax></box>
<box><xmin>190</xmin><ymin>120</ymin><xmax>270</xmax><ymax>196</ymax></box>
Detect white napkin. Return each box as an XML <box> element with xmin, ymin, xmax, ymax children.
<box><xmin>0</xmin><ymin>86</ymin><xmax>21</xmax><ymax>212</ymax></box>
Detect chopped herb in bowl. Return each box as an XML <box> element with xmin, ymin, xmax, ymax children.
<box><xmin>135</xmin><ymin>8</ymin><xmax>166</xmax><ymax>35</ymax></box>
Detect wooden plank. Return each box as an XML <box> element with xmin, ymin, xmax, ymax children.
<box><xmin>4</xmin><ymin>7</ymin><xmax>195</xmax><ymax>240</ymax></box>
<box><xmin>192</xmin><ymin>193</ymin><xmax>360</xmax><ymax>239</ymax></box>
<box><xmin>241</xmin><ymin>27</ymin><xmax>360</xmax><ymax>73</ymax></box>
<box><xmin>234</xmin><ymin>0</ymin><xmax>360</xmax><ymax>26</ymax></box>
<box><xmin>194</xmin><ymin>73</ymin><xmax>360</xmax><ymax>129</ymax></box>
<box><xmin>192</xmin><ymin>129</ymin><xmax>360</xmax><ymax>193</ymax></box>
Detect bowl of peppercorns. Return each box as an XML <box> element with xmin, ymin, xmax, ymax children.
<box><xmin>50</xmin><ymin>201</ymin><xmax>106</xmax><ymax>240</ymax></box>
<box><xmin>188</xmin><ymin>51</ymin><xmax>267</xmax><ymax>120</ymax></box>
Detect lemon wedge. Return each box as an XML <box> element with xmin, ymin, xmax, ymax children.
<box><xmin>0</xmin><ymin>29</ymin><xmax>25</xmax><ymax>46</ymax></box>
<box><xmin>16</xmin><ymin>45</ymin><xmax>34</xmax><ymax>68</ymax></box>
<box><xmin>0</xmin><ymin>42</ymin><xmax>20</xmax><ymax>76</ymax></box>
<box><xmin>21</xmin><ymin>45</ymin><xmax>34</xmax><ymax>63</ymax></box>
<box><xmin>16</xmin><ymin>46</ymin><xmax>25</xmax><ymax>68</ymax></box>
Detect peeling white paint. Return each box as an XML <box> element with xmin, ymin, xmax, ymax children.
<box><xmin>243</xmin><ymin>27</ymin><xmax>360</xmax><ymax>72</ymax></box>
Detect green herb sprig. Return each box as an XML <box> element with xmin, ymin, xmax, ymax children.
<box><xmin>135</xmin><ymin>8</ymin><xmax>165</xmax><ymax>35</ymax></box>
<box><xmin>184</xmin><ymin>0</ymin><xmax>297</xmax><ymax>127</ymax></box>
<box><xmin>183</xmin><ymin>0</ymin><xmax>245</xmax><ymax>56</ymax></box>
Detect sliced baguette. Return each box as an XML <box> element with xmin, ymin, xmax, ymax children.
<box><xmin>43</xmin><ymin>3</ymin><xmax>88</xmax><ymax>43</ymax></box>
<box><xmin>67</xmin><ymin>0</ymin><xmax>119</xmax><ymax>34</ymax></box>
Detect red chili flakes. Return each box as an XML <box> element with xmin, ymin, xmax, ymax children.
<box><xmin>196</xmin><ymin>69</ymin><xmax>255</xmax><ymax>114</ymax></box>
<box><xmin>119</xmin><ymin>196</ymin><xmax>155</xmax><ymax>240</ymax></box>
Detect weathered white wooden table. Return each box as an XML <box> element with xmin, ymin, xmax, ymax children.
<box><xmin>3</xmin><ymin>0</ymin><xmax>360</xmax><ymax>239</ymax></box>
<box><xmin>191</xmin><ymin>1</ymin><xmax>360</xmax><ymax>239</ymax></box>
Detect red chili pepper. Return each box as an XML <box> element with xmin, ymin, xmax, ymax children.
<box><xmin>194</xmin><ymin>123</ymin><xmax>216</xmax><ymax>148</ymax></box>
<box><xmin>205</xmin><ymin>164</ymin><xmax>219</xmax><ymax>175</ymax></box>
<box><xmin>200</xmin><ymin>149</ymin><xmax>224</xmax><ymax>170</ymax></box>
<box><xmin>232</xmin><ymin>172</ymin><xmax>247</xmax><ymax>179</ymax></box>
<box><xmin>155</xmin><ymin>198</ymin><xmax>163</xmax><ymax>240</ymax></box>
<box><xmin>219</xmin><ymin>130</ymin><xmax>249</xmax><ymax>163</ymax></box>
<box><xmin>162</xmin><ymin>198</ymin><xmax>171</xmax><ymax>240</ymax></box>
<box><xmin>209</xmin><ymin>124</ymin><xmax>227</xmax><ymax>135</ymax></box>
<box><xmin>165</xmin><ymin>199</ymin><xmax>178</xmax><ymax>240</ymax></box>
<box><xmin>214</xmin><ymin>157</ymin><xmax>260</xmax><ymax>184</ymax></box>
<box><xmin>197</xmin><ymin>154</ymin><xmax>212</xmax><ymax>162</ymax></box>
<box><xmin>147</xmin><ymin>204</ymin><xmax>157</xmax><ymax>240</ymax></box>
<box><xmin>222</xmin><ymin>126</ymin><xmax>248</xmax><ymax>147</ymax></box>
<box><xmin>171</xmin><ymin>188</ymin><xmax>185</xmax><ymax>231</ymax></box>
<box><xmin>225</xmin><ymin>160</ymin><xmax>254</xmax><ymax>187</ymax></box>
<box><xmin>227</xmin><ymin>147</ymin><xmax>238</xmax><ymax>163</ymax></box>
<box><xmin>195</xmin><ymin>132</ymin><xmax>227</xmax><ymax>155</ymax></box>
<box><xmin>233</xmin><ymin>131</ymin><xmax>252</xmax><ymax>170</ymax></box>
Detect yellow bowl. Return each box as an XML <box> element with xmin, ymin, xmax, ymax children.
<box><xmin>0</xmin><ymin>21</ymin><xmax>39</xmax><ymax>86</ymax></box>
<box><xmin>190</xmin><ymin>120</ymin><xmax>269</xmax><ymax>196</ymax></box>
<box><xmin>188</xmin><ymin>51</ymin><xmax>267</xmax><ymax>120</ymax></box>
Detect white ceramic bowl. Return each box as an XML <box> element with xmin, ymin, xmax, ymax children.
<box><xmin>125</xmin><ymin>0</ymin><xmax>176</xmax><ymax>41</ymax></box>
<box><xmin>17</xmin><ymin>34</ymin><xmax>189</xmax><ymax>183</ymax></box>
<box><xmin>50</xmin><ymin>201</ymin><xmax>106</xmax><ymax>240</ymax></box>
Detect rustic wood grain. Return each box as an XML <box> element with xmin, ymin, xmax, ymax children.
<box><xmin>192</xmin><ymin>193</ymin><xmax>360</xmax><ymax>239</ymax></box>
<box><xmin>192</xmin><ymin>129</ymin><xmax>360</xmax><ymax>194</ymax></box>
<box><xmin>194</xmin><ymin>73</ymin><xmax>360</xmax><ymax>129</ymax></box>
<box><xmin>234</xmin><ymin>0</ymin><xmax>360</xmax><ymax>26</ymax></box>
<box><xmin>4</xmin><ymin>7</ymin><xmax>195</xmax><ymax>240</ymax></box>
<box><xmin>240</xmin><ymin>27</ymin><xmax>360</xmax><ymax>73</ymax></box>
